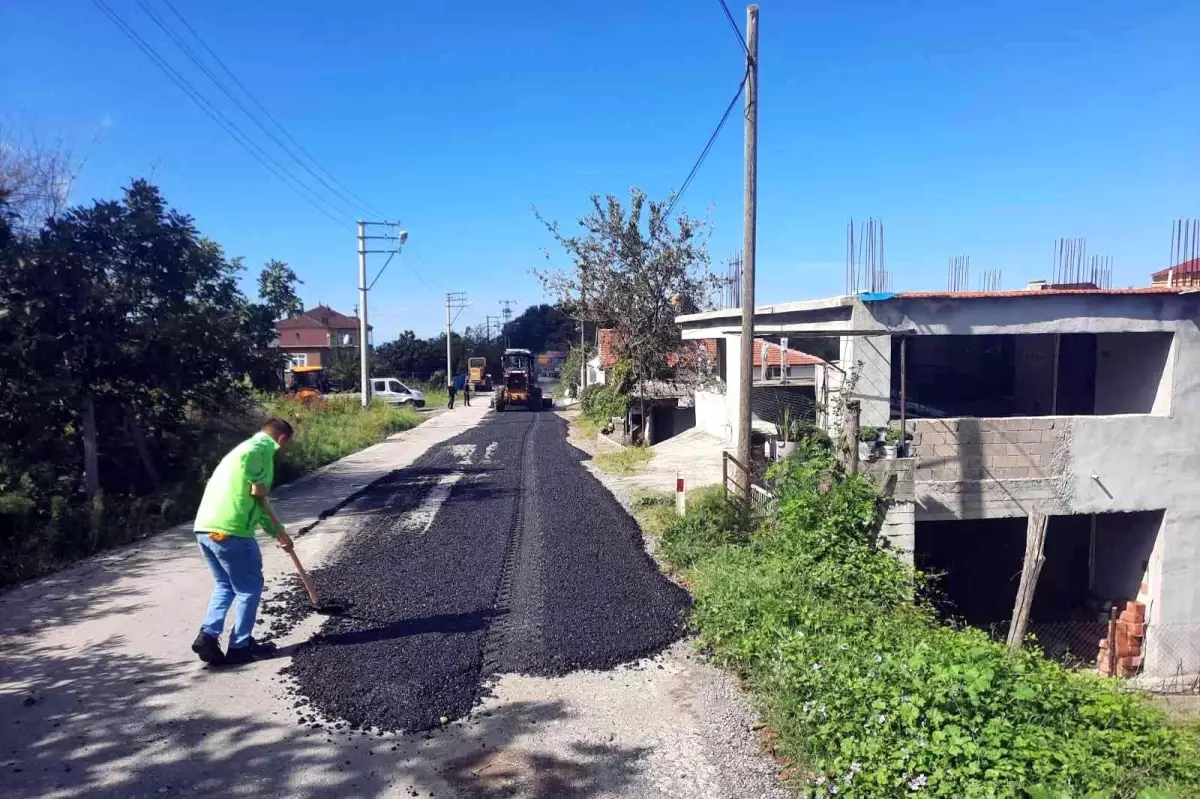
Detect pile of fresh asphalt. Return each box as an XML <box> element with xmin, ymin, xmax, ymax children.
<box><xmin>271</xmin><ymin>411</ymin><xmax>689</xmax><ymax>733</ymax></box>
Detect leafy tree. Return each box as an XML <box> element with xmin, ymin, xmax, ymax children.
<box><xmin>502</xmin><ymin>303</ymin><xmax>575</xmax><ymax>353</ymax></box>
<box><xmin>258</xmin><ymin>258</ymin><xmax>304</xmax><ymax>320</ymax></box>
<box><xmin>0</xmin><ymin>180</ymin><xmax>279</xmax><ymax>574</ymax></box>
<box><xmin>536</xmin><ymin>188</ymin><xmax>717</xmax><ymax>428</ymax></box>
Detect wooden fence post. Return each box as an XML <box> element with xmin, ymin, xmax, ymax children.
<box><xmin>846</xmin><ymin>400</ymin><xmax>861</xmax><ymax>475</ymax></box>
<box><xmin>1007</xmin><ymin>512</ymin><xmax>1048</xmax><ymax>650</ymax></box>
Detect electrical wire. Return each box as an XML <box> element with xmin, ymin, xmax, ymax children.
<box><xmin>662</xmin><ymin>69</ymin><xmax>747</xmax><ymax>220</ymax></box>
<box><xmin>718</xmin><ymin>0</ymin><xmax>749</xmax><ymax>53</ymax></box>
<box><xmin>90</xmin><ymin>0</ymin><xmax>348</xmax><ymax>225</ymax></box>
<box><xmin>133</xmin><ymin>0</ymin><xmax>364</xmax><ymax>220</ymax></box>
<box><xmin>157</xmin><ymin>0</ymin><xmax>385</xmax><ymax>219</ymax></box>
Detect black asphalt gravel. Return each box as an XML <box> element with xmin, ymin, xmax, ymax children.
<box><xmin>272</xmin><ymin>411</ymin><xmax>689</xmax><ymax>733</ymax></box>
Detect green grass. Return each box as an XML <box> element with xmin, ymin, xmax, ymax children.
<box><xmin>630</xmin><ymin>490</ymin><xmax>678</xmax><ymax>538</ymax></box>
<box><xmin>423</xmin><ymin>387</ymin><xmax>450</xmax><ymax>409</ymax></box>
<box><xmin>572</xmin><ymin>413</ymin><xmax>606</xmax><ymax>439</ymax></box>
<box><xmin>593</xmin><ymin>446</ymin><xmax>654</xmax><ymax>476</ymax></box>
<box><xmin>263</xmin><ymin>395</ymin><xmax>422</xmax><ymax>483</ymax></box>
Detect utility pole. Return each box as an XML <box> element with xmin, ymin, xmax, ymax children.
<box><xmin>735</xmin><ymin>4</ymin><xmax>759</xmax><ymax>499</ymax></box>
<box><xmin>357</xmin><ymin>221</ymin><xmax>368</xmax><ymax>408</ymax></box>
<box><xmin>499</xmin><ymin>300</ymin><xmax>517</xmax><ymax>349</ymax></box>
<box><xmin>356</xmin><ymin>220</ymin><xmax>408</xmax><ymax>408</ymax></box>
<box><xmin>446</xmin><ymin>292</ymin><xmax>470</xmax><ymax>387</ymax></box>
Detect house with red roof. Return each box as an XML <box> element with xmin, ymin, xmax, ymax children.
<box><xmin>274</xmin><ymin>305</ymin><xmax>369</xmax><ymax>370</ymax></box>
<box><xmin>1151</xmin><ymin>258</ymin><xmax>1200</xmax><ymax>288</ymax></box>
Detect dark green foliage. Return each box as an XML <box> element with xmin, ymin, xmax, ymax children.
<box><xmin>258</xmin><ymin>258</ymin><xmax>304</xmax><ymax>320</ymax></box>
<box><xmin>0</xmin><ymin>180</ymin><xmax>285</xmax><ymax>585</ymax></box>
<box><xmin>661</xmin><ymin>442</ymin><xmax>1200</xmax><ymax>797</ymax></box>
<box><xmin>501</xmin><ymin>303</ymin><xmax>575</xmax><ymax>354</ymax></box>
<box><xmin>659</xmin><ymin>486</ymin><xmax>753</xmax><ymax>570</ymax></box>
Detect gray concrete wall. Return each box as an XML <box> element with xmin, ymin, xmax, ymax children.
<box><xmin>1094</xmin><ymin>332</ymin><xmax>1173</xmax><ymax>415</ymax></box>
<box><xmin>858</xmin><ymin>295</ymin><xmax>1200</xmax><ymax>637</ymax></box>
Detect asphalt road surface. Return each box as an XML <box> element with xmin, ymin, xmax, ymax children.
<box><xmin>269</xmin><ymin>409</ymin><xmax>690</xmax><ymax>733</ymax></box>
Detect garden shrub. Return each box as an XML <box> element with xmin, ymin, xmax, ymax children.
<box><xmin>659</xmin><ymin>485</ymin><xmax>754</xmax><ymax>570</ymax></box>
<box><xmin>672</xmin><ymin>442</ymin><xmax>1200</xmax><ymax>797</ymax></box>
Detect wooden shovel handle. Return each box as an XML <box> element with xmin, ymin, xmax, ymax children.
<box><xmin>286</xmin><ymin>549</ymin><xmax>321</xmax><ymax>606</ymax></box>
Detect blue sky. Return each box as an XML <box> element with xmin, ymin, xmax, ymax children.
<box><xmin>4</xmin><ymin>1</ymin><xmax>1200</xmax><ymax>338</ymax></box>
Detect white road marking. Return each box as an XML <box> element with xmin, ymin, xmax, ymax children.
<box><xmin>450</xmin><ymin>444</ymin><xmax>477</xmax><ymax>465</ymax></box>
<box><xmin>398</xmin><ymin>473</ymin><xmax>463</xmax><ymax>534</ymax></box>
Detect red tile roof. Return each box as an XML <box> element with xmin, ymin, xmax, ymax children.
<box><xmin>277</xmin><ymin>305</ymin><xmax>361</xmax><ymax>330</ymax></box>
<box><xmin>890</xmin><ymin>287</ymin><xmax>1181</xmax><ymax>300</ymax></box>
<box><xmin>597</xmin><ymin>330</ymin><xmax>718</xmax><ymax>370</ymax></box>
<box><xmin>753</xmin><ymin>339</ymin><xmax>823</xmax><ymax>368</ymax></box>
<box><xmin>1151</xmin><ymin>258</ymin><xmax>1200</xmax><ymax>281</ymax></box>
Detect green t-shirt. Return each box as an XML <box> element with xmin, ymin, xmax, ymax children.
<box><xmin>193</xmin><ymin>432</ymin><xmax>280</xmax><ymax>538</ymax></box>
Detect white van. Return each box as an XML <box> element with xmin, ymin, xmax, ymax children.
<box><xmin>370</xmin><ymin>377</ymin><xmax>426</xmax><ymax>408</ymax></box>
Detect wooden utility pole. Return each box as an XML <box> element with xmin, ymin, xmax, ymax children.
<box><xmin>1007</xmin><ymin>513</ymin><xmax>1049</xmax><ymax>650</ymax></box>
<box><xmin>735</xmin><ymin>3</ymin><xmax>760</xmax><ymax>498</ymax></box>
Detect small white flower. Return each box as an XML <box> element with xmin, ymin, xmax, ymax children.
<box><xmin>812</xmin><ymin>662</ymin><xmax>823</xmax><ymax>671</ymax></box>
<box><xmin>815</xmin><ymin>776</ymin><xmax>826</xmax><ymax>786</ymax></box>
<box><xmin>829</xmin><ymin>786</ymin><xmax>839</xmax><ymax>795</ymax></box>
<box><xmin>877</xmin><ymin>713</ymin><xmax>887</xmax><ymax>724</ymax></box>
<box><xmin>849</xmin><ymin>762</ymin><xmax>862</xmax><ymax>774</ymax></box>
<box><xmin>908</xmin><ymin>774</ymin><xmax>927</xmax><ymax>791</ymax></box>
<box><xmin>873</xmin><ymin>654</ymin><xmax>883</xmax><ymax>663</ymax></box>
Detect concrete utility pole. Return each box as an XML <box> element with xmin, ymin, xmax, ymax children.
<box><xmin>735</xmin><ymin>3</ymin><xmax>759</xmax><ymax>498</ymax></box>
<box><xmin>356</xmin><ymin>221</ymin><xmax>408</xmax><ymax>408</ymax></box>
<box><xmin>445</xmin><ymin>292</ymin><xmax>470</xmax><ymax>386</ymax></box>
<box><xmin>357</xmin><ymin>221</ymin><xmax>369</xmax><ymax>408</ymax></box>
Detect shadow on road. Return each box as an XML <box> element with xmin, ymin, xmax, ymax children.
<box><xmin>1</xmin><ymin>636</ymin><xmax>651</xmax><ymax>798</ymax></box>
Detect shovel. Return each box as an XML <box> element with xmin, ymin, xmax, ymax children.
<box><xmin>284</xmin><ymin>546</ymin><xmax>350</xmax><ymax>616</ymax></box>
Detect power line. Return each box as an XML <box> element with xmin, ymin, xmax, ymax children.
<box><xmin>663</xmin><ymin>69</ymin><xmax>748</xmax><ymax>219</ymax></box>
<box><xmin>132</xmin><ymin>0</ymin><xmax>365</xmax><ymax>220</ymax></box>
<box><xmin>90</xmin><ymin>0</ymin><xmax>348</xmax><ymax>225</ymax></box>
<box><xmin>157</xmin><ymin>0</ymin><xmax>385</xmax><ymax>219</ymax></box>
<box><xmin>718</xmin><ymin>0</ymin><xmax>749</xmax><ymax>53</ymax></box>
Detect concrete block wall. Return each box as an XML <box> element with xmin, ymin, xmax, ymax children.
<box><xmin>880</xmin><ymin>501</ymin><xmax>915</xmax><ymax>563</ymax></box>
<box><xmin>910</xmin><ymin>417</ymin><xmax>1069</xmax><ymax>482</ymax></box>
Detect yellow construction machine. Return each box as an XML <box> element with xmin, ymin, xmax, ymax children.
<box><xmin>493</xmin><ymin>348</ymin><xmax>552</xmax><ymax>411</ymax></box>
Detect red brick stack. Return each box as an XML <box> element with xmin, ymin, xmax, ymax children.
<box><xmin>1098</xmin><ymin>601</ymin><xmax>1146</xmax><ymax>677</ymax></box>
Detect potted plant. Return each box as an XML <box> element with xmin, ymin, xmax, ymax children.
<box><xmin>885</xmin><ymin>426</ymin><xmax>913</xmax><ymax>459</ymax></box>
<box><xmin>857</xmin><ymin>425</ymin><xmax>880</xmax><ymax>461</ymax></box>
<box><xmin>775</xmin><ymin>407</ymin><xmax>799</xmax><ymax>460</ymax></box>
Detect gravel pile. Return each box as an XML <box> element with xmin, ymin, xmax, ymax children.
<box><xmin>267</xmin><ymin>411</ymin><xmax>688</xmax><ymax>733</ymax></box>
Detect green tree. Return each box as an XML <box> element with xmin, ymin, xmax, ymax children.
<box><xmin>536</xmin><ymin>189</ymin><xmax>717</xmax><ymax>425</ymax></box>
<box><xmin>257</xmin><ymin>258</ymin><xmax>304</xmax><ymax>320</ymax></box>
<box><xmin>502</xmin><ymin>303</ymin><xmax>574</xmax><ymax>353</ymax></box>
<box><xmin>0</xmin><ymin>180</ymin><xmax>278</xmax><ymax>561</ymax></box>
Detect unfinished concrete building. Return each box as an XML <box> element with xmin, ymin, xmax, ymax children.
<box><xmin>677</xmin><ymin>286</ymin><xmax>1200</xmax><ymax>680</ymax></box>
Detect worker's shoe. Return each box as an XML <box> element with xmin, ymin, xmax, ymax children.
<box><xmin>223</xmin><ymin>637</ymin><xmax>277</xmax><ymax>666</ymax></box>
<box><xmin>246</xmin><ymin>636</ymin><xmax>277</xmax><ymax>656</ymax></box>
<box><xmin>191</xmin><ymin>631</ymin><xmax>225</xmax><ymax>665</ymax></box>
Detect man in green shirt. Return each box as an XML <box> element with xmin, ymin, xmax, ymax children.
<box><xmin>191</xmin><ymin>418</ymin><xmax>295</xmax><ymax>666</ymax></box>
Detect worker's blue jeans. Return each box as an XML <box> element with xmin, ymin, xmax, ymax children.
<box><xmin>197</xmin><ymin>533</ymin><xmax>264</xmax><ymax>649</ymax></box>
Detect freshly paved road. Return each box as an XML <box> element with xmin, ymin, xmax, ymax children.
<box><xmin>274</xmin><ymin>409</ymin><xmax>689</xmax><ymax>732</ymax></box>
<box><xmin>0</xmin><ymin>405</ymin><xmax>783</xmax><ymax>798</ymax></box>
